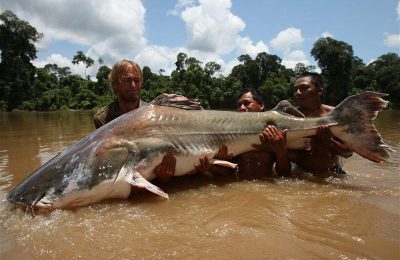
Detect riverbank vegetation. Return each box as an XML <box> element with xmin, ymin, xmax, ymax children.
<box><xmin>1</xmin><ymin>10</ymin><xmax>399</xmax><ymax>111</ymax></box>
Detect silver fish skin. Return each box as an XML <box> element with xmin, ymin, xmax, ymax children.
<box><xmin>6</xmin><ymin>92</ymin><xmax>391</xmax><ymax>211</ymax></box>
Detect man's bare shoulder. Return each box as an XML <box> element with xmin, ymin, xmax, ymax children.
<box><xmin>322</xmin><ymin>104</ymin><xmax>335</xmax><ymax>115</ymax></box>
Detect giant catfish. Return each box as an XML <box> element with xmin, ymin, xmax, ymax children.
<box><xmin>7</xmin><ymin>92</ymin><xmax>391</xmax><ymax>213</ymax></box>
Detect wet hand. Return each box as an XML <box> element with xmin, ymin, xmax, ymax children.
<box><xmin>213</xmin><ymin>145</ymin><xmax>233</xmax><ymax>161</ymax></box>
<box><xmin>253</xmin><ymin>125</ymin><xmax>287</xmax><ymax>154</ymax></box>
<box><xmin>316</xmin><ymin>125</ymin><xmax>333</xmax><ymax>147</ymax></box>
<box><xmin>194</xmin><ymin>156</ymin><xmax>213</xmax><ymax>177</ymax></box>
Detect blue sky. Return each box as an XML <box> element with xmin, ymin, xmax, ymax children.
<box><xmin>1</xmin><ymin>0</ymin><xmax>399</xmax><ymax>77</ymax></box>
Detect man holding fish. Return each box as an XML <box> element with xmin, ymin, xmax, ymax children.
<box><xmin>197</xmin><ymin>72</ymin><xmax>354</xmax><ymax>177</ymax></box>
<box><xmin>193</xmin><ymin>88</ymin><xmax>292</xmax><ymax>178</ymax></box>
<box><xmin>287</xmin><ymin>72</ymin><xmax>353</xmax><ymax>175</ymax></box>
<box><xmin>7</xmin><ymin>73</ymin><xmax>389</xmax><ymax>211</ymax></box>
<box><xmin>94</xmin><ymin>60</ymin><xmax>351</xmax><ymax>179</ymax></box>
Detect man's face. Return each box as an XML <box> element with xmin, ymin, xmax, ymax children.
<box><xmin>237</xmin><ymin>92</ymin><xmax>264</xmax><ymax>112</ymax></box>
<box><xmin>117</xmin><ymin>65</ymin><xmax>142</xmax><ymax>102</ymax></box>
<box><xmin>294</xmin><ymin>76</ymin><xmax>322</xmax><ymax>107</ymax></box>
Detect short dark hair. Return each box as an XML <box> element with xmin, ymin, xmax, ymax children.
<box><xmin>237</xmin><ymin>88</ymin><xmax>264</xmax><ymax>106</ymax></box>
<box><xmin>296</xmin><ymin>72</ymin><xmax>326</xmax><ymax>91</ymax></box>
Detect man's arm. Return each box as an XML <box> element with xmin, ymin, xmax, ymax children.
<box><xmin>258</xmin><ymin>126</ymin><xmax>291</xmax><ymax>176</ymax></box>
<box><xmin>316</xmin><ymin>125</ymin><xmax>353</xmax><ymax>158</ymax></box>
<box><xmin>193</xmin><ymin>145</ymin><xmax>235</xmax><ymax>177</ymax></box>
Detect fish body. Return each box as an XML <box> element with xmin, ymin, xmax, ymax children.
<box><xmin>7</xmin><ymin>92</ymin><xmax>391</xmax><ymax>211</ymax></box>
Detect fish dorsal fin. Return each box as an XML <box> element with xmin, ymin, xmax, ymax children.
<box><xmin>150</xmin><ymin>93</ymin><xmax>203</xmax><ymax>110</ymax></box>
<box><xmin>272</xmin><ymin>100</ymin><xmax>305</xmax><ymax>118</ymax></box>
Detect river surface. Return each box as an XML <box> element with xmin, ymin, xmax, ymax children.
<box><xmin>0</xmin><ymin>110</ymin><xmax>399</xmax><ymax>259</ymax></box>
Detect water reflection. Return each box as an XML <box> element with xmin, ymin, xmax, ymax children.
<box><xmin>0</xmin><ymin>111</ymin><xmax>95</xmax><ymax>187</ymax></box>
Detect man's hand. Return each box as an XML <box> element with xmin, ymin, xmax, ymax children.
<box><xmin>153</xmin><ymin>151</ymin><xmax>176</xmax><ymax>182</ymax></box>
<box><xmin>316</xmin><ymin>125</ymin><xmax>353</xmax><ymax>157</ymax></box>
<box><xmin>194</xmin><ymin>145</ymin><xmax>233</xmax><ymax>176</ymax></box>
<box><xmin>253</xmin><ymin>125</ymin><xmax>287</xmax><ymax>154</ymax></box>
<box><xmin>213</xmin><ymin>144</ymin><xmax>233</xmax><ymax>161</ymax></box>
<box><xmin>315</xmin><ymin>125</ymin><xmax>333</xmax><ymax>147</ymax></box>
<box><xmin>194</xmin><ymin>156</ymin><xmax>212</xmax><ymax>176</ymax></box>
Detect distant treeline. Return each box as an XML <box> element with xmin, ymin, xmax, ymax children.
<box><xmin>1</xmin><ymin>10</ymin><xmax>399</xmax><ymax>112</ymax></box>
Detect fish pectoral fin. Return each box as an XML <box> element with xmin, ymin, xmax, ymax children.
<box><xmin>130</xmin><ymin>172</ymin><xmax>169</xmax><ymax>199</ymax></box>
<box><xmin>286</xmin><ymin>137</ymin><xmax>312</xmax><ymax>150</ymax></box>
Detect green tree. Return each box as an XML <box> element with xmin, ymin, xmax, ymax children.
<box><xmin>293</xmin><ymin>63</ymin><xmax>316</xmax><ymax>77</ymax></box>
<box><xmin>0</xmin><ymin>10</ymin><xmax>43</xmax><ymax>110</ymax></box>
<box><xmin>259</xmin><ymin>72</ymin><xmax>292</xmax><ymax>109</ymax></box>
<box><xmin>368</xmin><ymin>52</ymin><xmax>400</xmax><ymax>108</ymax></box>
<box><xmin>94</xmin><ymin>65</ymin><xmax>112</xmax><ymax>96</ymax></box>
<box><xmin>204</xmin><ymin>61</ymin><xmax>221</xmax><ymax>77</ymax></box>
<box><xmin>44</xmin><ymin>63</ymin><xmax>71</xmax><ymax>79</ymax></box>
<box><xmin>175</xmin><ymin>52</ymin><xmax>188</xmax><ymax>71</ymax></box>
<box><xmin>311</xmin><ymin>37</ymin><xmax>358</xmax><ymax>104</ymax></box>
<box><xmin>255</xmin><ymin>52</ymin><xmax>285</xmax><ymax>82</ymax></box>
<box><xmin>72</xmin><ymin>50</ymin><xmax>94</xmax><ymax>78</ymax></box>
<box><xmin>231</xmin><ymin>54</ymin><xmax>261</xmax><ymax>89</ymax></box>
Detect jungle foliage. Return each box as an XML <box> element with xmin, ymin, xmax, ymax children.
<box><xmin>1</xmin><ymin>10</ymin><xmax>399</xmax><ymax>112</ymax></box>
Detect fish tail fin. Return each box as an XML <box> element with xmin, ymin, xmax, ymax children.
<box><xmin>329</xmin><ymin>91</ymin><xmax>392</xmax><ymax>163</ymax></box>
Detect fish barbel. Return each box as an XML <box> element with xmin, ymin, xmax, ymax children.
<box><xmin>7</xmin><ymin>92</ymin><xmax>391</xmax><ymax>212</ymax></box>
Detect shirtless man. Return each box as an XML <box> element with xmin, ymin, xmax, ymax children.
<box><xmin>231</xmin><ymin>88</ymin><xmax>291</xmax><ymax>178</ymax></box>
<box><xmin>287</xmin><ymin>72</ymin><xmax>353</xmax><ymax>175</ymax></box>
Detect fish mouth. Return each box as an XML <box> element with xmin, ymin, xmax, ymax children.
<box><xmin>7</xmin><ymin>190</ymin><xmax>54</xmax><ymax>215</ymax></box>
<box><xmin>31</xmin><ymin>200</ymin><xmax>54</xmax><ymax>215</ymax></box>
<box><xmin>10</xmin><ymin>199</ymin><xmax>54</xmax><ymax>216</ymax></box>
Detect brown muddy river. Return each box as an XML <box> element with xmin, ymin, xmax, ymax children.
<box><xmin>0</xmin><ymin>110</ymin><xmax>399</xmax><ymax>259</ymax></box>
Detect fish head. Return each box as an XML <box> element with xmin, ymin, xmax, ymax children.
<box><xmin>7</xmin><ymin>138</ymin><xmax>133</xmax><ymax>212</ymax></box>
<box><xmin>6</xmin><ymin>163</ymin><xmax>64</xmax><ymax>212</ymax></box>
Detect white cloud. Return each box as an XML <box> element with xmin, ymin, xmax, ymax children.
<box><xmin>383</xmin><ymin>33</ymin><xmax>400</xmax><ymax>48</ymax></box>
<box><xmin>282</xmin><ymin>50</ymin><xmax>309</xmax><ymax>69</ymax></box>
<box><xmin>168</xmin><ymin>0</ymin><xmax>196</xmax><ymax>16</ymax></box>
<box><xmin>397</xmin><ymin>0</ymin><xmax>400</xmax><ymax>20</ymax></box>
<box><xmin>181</xmin><ymin>0</ymin><xmax>245</xmax><ymax>54</ymax></box>
<box><xmin>321</xmin><ymin>31</ymin><xmax>333</xmax><ymax>38</ymax></box>
<box><xmin>178</xmin><ymin>0</ymin><xmax>267</xmax><ymax>57</ymax></box>
<box><xmin>134</xmin><ymin>45</ymin><xmax>229</xmax><ymax>76</ymax></box>
<box><xmin>135</xmin><ymin>45</ymin><xmax>180</xmax><ymax>75</ymax></box>
<box><xmin>269</xmin><ymin>27</ymin><xmax>304</xmax><ymax>54</ymax></box>
<box><xmin>235</xmin><ymin>37</ymin><xmax>268</xmax><ymax>57</ymax></box>
<box><xmin>1</xmin><ymin>0</ymin><xmax>147</xmax><ymax>62</ymax></box>
<box><xmin>139</xmin><ymin>0</ymin><xmax>266</xmax><ymax>75</ymax></box>
<box><xmin>1</xmin><ymin>0</ymin><xmax>267</xmax><ymax>77</ymax></box>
